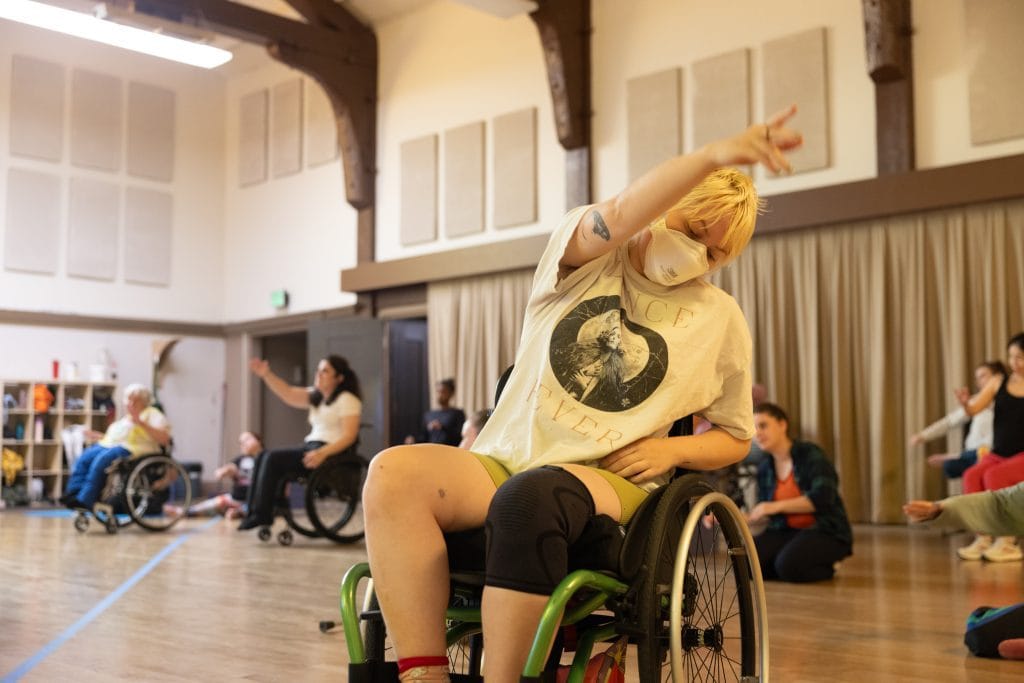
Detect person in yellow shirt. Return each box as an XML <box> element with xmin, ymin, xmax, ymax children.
<box><xmin>60</xmin><ymin>383</ymin><xmax>171</xmax><ymax>509</ymax></box>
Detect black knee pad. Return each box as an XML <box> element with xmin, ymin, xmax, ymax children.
<box><xmin>484</xmin><ymin>466</ymin><xmax>595</xmax><ymax>595</ymax></box>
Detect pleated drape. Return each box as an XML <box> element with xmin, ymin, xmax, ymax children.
<box><xmin>426</xmin><ymin>269</ymin><xmax>535</xmax><ymax>416</ymax></box>
<box><xmin>714</xmin><ymin>198</ymin><xmax>1024</xmax><ymax>522</ymax></box>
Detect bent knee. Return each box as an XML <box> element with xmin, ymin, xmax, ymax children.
<box><xmin>363</xmin><ymin>446</ymin><xmax>436</xmax><ymax>512</ymax></box>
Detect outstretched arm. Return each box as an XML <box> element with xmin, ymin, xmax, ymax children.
<box><xmin>249</xmin><ymin>358</ymin><xmax>310</xmax><ymax>409</ymax></box>
<box><xmin>560</xmin><ymin>105</ymin><xmax>802</xmax><ymax>270</ymax></box>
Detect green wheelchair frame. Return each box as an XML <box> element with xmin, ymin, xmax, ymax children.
<box><xmin>338</xmin><ymin>473</ymin><xmax>769</xmax><ymax>682</ymax></box>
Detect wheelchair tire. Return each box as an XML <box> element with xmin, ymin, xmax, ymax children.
<box><xmin>668</xmin><ymin>491</ymin><xmax>768</xmax><ymax>683</ymax></box>
<box><xmin>74</xmin><ymin>513</ymin><xmax>89</xmax><ymax>533</ymax></box>
<box><xmin>632</xmin><ymin>474</ymin><xmax>766</xmax><ymax>682</ymax></box>
<box><xmin>306</xmin><ymin>453</ymin><xmax>368</xmax><ymax>544</ymax></box>
<box><xmin>123</xmin><ymin>455</ymin><xmax>192</xmax><ymax>531</ymax></box>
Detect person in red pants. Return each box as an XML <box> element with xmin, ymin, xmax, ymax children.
<box><xmin>955</xmin><ymin>332</ymin><xmax>1024</xmax><ymax>562</ymax></box>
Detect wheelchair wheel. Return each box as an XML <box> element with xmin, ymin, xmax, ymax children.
<box><xmin>306</xmin><ymin>453</ymin><xmax>368</xmax><ymax>544</ymax></box>
<box><xmin>123</xmin><ymin>455</ymin><xmax>192</xmax><ymax>531</ymax></box>
<box><xmin>74</xmin><ymin>513</ymin><xmax>89</xmax><ymax>533</ymax></box>
<box><xmin>668</xmin><ymin>492</ymin><xmax>767</xmax><ymax>682</ymax></box>
<box><xmin>632</xmin><ymin>474</ymin><xmax>766</xmax><ymax>682</ymax></box>
<box><xmin>280</xmin><ymin>478</ymin><xmax>321</xmax><ymax>540</ymax></box>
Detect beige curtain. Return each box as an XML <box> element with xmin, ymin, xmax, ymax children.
<box><xmin>426</xmin><ymin>269</ymin><xmax>535</xmax><ymax>418</ymax></box>
<box><xmin>714</xmin><ymin>198</ymin><xmax>1024</xmax><ymax>522</ymax></box>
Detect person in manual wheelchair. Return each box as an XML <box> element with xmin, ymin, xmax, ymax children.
<box><xmin>61</xmin><ymin>383</ymin><xmax>171</xmax><ymax>511</ymax></box>
<box><xmin>362</xmin><ymin>107</ymin><xmax>803</xmax><ymax>682</ymax></box>
<box><xmin>238</xmin><ymin>354</ymin><xmax>362</xmax><ymax>532</ymax></box>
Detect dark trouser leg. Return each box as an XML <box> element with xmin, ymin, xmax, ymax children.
<box><xmin>773</xmin><ymin>529</ymin><xmax>852</xmax><ymax>583</ymax></box>
<box><xmin>247</xmin><ymin>446</ymin><xmax>309</xmax><ymax>525</ymax></box>
<box><xmin>943</xmin><ymin>449</ymin><xmax>979</xmax><ymax>479</ymax></box>
<box><xmin>753</xmin><ymin>528</ymin><xmax>798</xmax><ymax>580</ymax></box>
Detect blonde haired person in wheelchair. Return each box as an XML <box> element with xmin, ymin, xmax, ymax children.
<box><xmin>61</xmin><ymin>383</ymin><xmax>171</xmax><ymax>510</ymax></box>
<box><xmin>363</xmin><ymin>107</ymin><xmax>802</xmax><ymax>683</ymax></box>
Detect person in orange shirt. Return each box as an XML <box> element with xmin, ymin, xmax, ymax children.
<box><xmin>747</xmin><ymin>402</ymin><xmax>852</xmax><ymax>582</ymax></box>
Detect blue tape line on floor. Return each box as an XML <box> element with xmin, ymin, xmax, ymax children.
<box><xmin>1</xmin><ymin>517</ymin><xmax>220</xmax><ymax>681</ymax></box>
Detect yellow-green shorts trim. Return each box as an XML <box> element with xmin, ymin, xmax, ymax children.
<box><xmin>468</xmin><ymin>453</ymin><xmax>648</xmax><ymax>524</ymax></box>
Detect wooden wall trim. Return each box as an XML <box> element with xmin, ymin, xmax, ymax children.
<box><xmin>0</xmin><ymin>309</ymin><xmax>224</xmax><ymax>337</ymax></box>
<box><xmin>757</xmin><ymin>153</ymin><xmax>1024</xmax><ymax>234</ymax></box>
<box><xmin>222</xmin><ymin>305</ymin><xmax>361</xmax><ymax>336</ymax></box>
<box><xmin>342</xmin><ymin>234</ymin><xmax>550</xmax><ymax>293</ymax></box>
<box><xmin>342</xmin><ymin>154</ymin><xmax>1024</xmax><ymax>293</ymax></box>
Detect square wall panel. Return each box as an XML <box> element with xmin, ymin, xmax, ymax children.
<box><xmin>124</xmin><ymin>187</ymin><xmax>172</xmax><ymax>286</ymax></box>
<box><xmin>400</xmin><ymin>135</ymin><xmax>438</xmax><ymax>245</ymax></box>
<box><xmin>272</xmin><ymin>78</ymin><xmax>303</xmax><ymax>177</ymax></box>
<box><xmin>444</xmin><ymin>121</ymin><xmax>485</xmax><ymax>238</ymax></box>
<box><xmin>127</xmin><ymin>82</ymin><xmax>175</xmax><ymax>181</ymax></box>
<box><xmin>762</xmin><ymin>27</ymin><xmax>830</xmax><ymax>173</ymax></box>
<box><xmin>4</xmin><ymin>168</ymin><xmax>61</xmax><ymax>275</ymax></box>
<box><xmin>627</xmin><ymin>68</ymin><xmax>681</xmax><ymax>181</ymax></box>
<box><xmin>966</xmin><ymin>0</ymin><xmax>1024</xmax><ymax>144</ymax></box>
<box><xmin>692</xmin><ymin>49</ymin><xmax>751</xmax><ymax>151</ymax></box>
<box><xmin>493</xmin><ymin>108</ymin><xmax>537</xmax><ymax>229</ymax></box>
<box><xmin>9</xmin><ymin>55</ymin><xmax>64</xmax><ymax>162</ymax></box>
<box><xmin>67</xmin><ymin>177</ymin><xmax>119</xmax><ymax>281</ymax></box>
<box><xmin>239</xmin><ymin>89</ymin><xmax>269</xmax><ymax>186</ymax></box>
<box><xmin>71</xmin><ymin>69</ymin><xmax>122</xmax><ymax>172</ymax></box>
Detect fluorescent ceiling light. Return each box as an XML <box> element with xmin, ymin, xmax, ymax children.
<box><xmin>0</xmin><ymin>0</ymin><xmax>233</xmax><ymax>69</ymax></box>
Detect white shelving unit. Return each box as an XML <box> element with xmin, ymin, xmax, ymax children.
<box><xmin>1</xmin><ymin>380</ymin><xmax>118</xmax><ymax>504</ymax></box>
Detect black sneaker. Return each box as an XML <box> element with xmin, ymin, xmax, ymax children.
<box><xmin>236</xmin><ymin>517</ymin><xmax>262</xmax><ymax>531</ymax></box>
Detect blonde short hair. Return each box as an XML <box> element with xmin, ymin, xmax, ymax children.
<box><xmin>664</xmin><ymin>168</ymin><xmax>763</xmax><ymax>265</ymax></box>
<box><xmin>124</xmin><ymin>383</ymin><xmax>152</xmax><ymax>406</ymax></box>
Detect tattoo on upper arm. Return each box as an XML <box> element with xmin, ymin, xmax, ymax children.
<box><xmin>591</xmin><ymin>211</ymin><xmax>611</xmax><ymax>241</ymax></box>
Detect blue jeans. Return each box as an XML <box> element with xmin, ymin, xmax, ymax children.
<box><xmin>65</xmin><ymin>444</ymin><xmax>132</xmax><ymax>507</ymax></box>
<box><xmin>943</xmin><ymin>449</ymin><xmax>979</xmax><ymax>480</ymax></box>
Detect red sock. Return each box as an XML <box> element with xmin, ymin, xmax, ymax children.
<box><xmin>397</xmin><ymin>656</ymin><xmax>448</xmax><ymax>674</ymax></box>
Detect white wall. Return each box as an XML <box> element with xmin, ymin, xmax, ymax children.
<box><xmin>375</xmin><ymin>0</ymin><xmax>567</xmax><ymax>262</ymax></box>
<box><xmin>222</xmin><ymin>62</ymin><xmax>360</xmax><ymax>322</ymax></box>
<box><xmin>0</xmin><ymin>324</ymin><xmax>228</xmax><ymax>475</ymax></box>
<box><xmin>0</xmin><ymin>22</ymin><xmax>227</xmax><ymax>323</ymax></box>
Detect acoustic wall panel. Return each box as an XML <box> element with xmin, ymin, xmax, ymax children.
<box><xmin>71</xmin><ymin>69</ymin><xmax>122</xmax><ymax>172</ymax></box>
<box><xmin>400</xmin><ymin>135</ymin><xmax>438</xmax><ymax>245</ymax></box>
<box><xmin>692</xmin><ymin>49</ymin><xmax>751</xmax><ymax>151</ymax></box>
<box><xmin>239</xmin><ymin>89</ymin><xmax>268</xmax><ymax>186</ymax></box>
<box><xmin>67</xmin><ymin>178</ymin><xmax>119</xmax><ymax>281</ymax></box>
<box><xmin>4</xmin><ymin>168</ymin><xmax>61</xmax><ymax>275</ymax></box>
<box><xmin>124</xmin><ymin>187</ymin><xmax>172</xmax><ymax>286</ymax></box>
<box><xmin>272</xmin><ymin>78</ymin><xmax>303</xmax><ymax>177</ymax></box>
<box><xmin>762</xmin><ymin>27</ymin><xmax>830</xmax><ymax>173</ymax></box>
<box><xmin>444</xmin><ymin>121</ymin><xmax>485</xmax><ymax>238</ymax></box>
<box><xmin>492</xmin><ymin>108</ymin><xmax>537</xmax><ymax>229</ymax></box>
<box><xmin>127</xmin><ymin>82</ymin><xmax>175</xmax><ymax>181</ymax></box>
<box><xmin>966</xmin><ymin>0</ymin><xmax>1024</xmax><ymax>144</ymax></box>
<box><xmin>306</xmin><ymin>81</ymin><xmax>339</xmax><ymax>167</ymax></box>
<box><xmin>627</xmin><ymin>68</ymin><xmax>681</xmax><ymax>181</ymax></box>
<box><xmin>9</xmin><ymin>55</ymin><xmax>64</xmax><ymax>162</ymax></box>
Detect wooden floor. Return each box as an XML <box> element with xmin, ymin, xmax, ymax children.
<box><xmin>2</xmin><ymin>510</ymin><xmax>1022</xmax><ymax>682</ymax></box>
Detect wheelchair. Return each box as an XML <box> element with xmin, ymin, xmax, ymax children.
<box><xmin>72</xmin><ymin>451</ymin><xmax>193</xmax><ymax>535</ymax></box>
<box><xmin>256</xmin><ymin>448</ymin><xmax>368</xmax><ymax>546</ymax></box>
<box><xmin>339</xmin><ymin>471</ymin><xmax>768</xmax><ymax>682</ymax></box>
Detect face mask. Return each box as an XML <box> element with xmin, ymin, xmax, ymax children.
<box><xmin>642</xmin><ymin>220</ymin><xmax>709</xmax><ymax>286</ymax></box>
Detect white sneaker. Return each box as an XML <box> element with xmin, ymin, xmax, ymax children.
<box><xmin>982</xmin><ymin>536</ymin><xmax>1022</xmax><ymax>562</ymax></box>
<box><xmin>957</xmin><ymin>534</ymin><xmax>993</xmax><ymax>560</ymax></box>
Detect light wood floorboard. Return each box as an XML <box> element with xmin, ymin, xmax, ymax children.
<box><xmin>2</xmin><ymin>512</ymin><xmax>1022</xmax><ymax>681</ymax></box>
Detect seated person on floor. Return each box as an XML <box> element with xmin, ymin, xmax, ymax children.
<box><xmin>747</xmin><ymin>402</ymin><xmax>852</xmax><ymax>583</ymax></box>
<box><xmin>181</xmin><ymin>431</ymin><xmax>264</xmax><ymax>519</ymax></box>
<box><xmin>61</xmin><ymin>383</ymin><xmax>171</xmax><ymax>510</ymax></box>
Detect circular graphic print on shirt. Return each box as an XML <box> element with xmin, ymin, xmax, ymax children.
<box><xmin>549</xmin><ymin>295</ymin><xmax>668</xmax><ymax>412</ymax></box>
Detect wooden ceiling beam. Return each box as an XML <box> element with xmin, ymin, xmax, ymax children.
<box><xmin>863</xmin><ymin>0</ymin><xmax>915</xmax><ymax>175</ymax></box>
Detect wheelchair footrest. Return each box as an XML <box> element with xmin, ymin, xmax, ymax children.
<box><xmin>348</xmin><ymin>661</ymin><xmax>398</xmax><ymax>683</ymax></box>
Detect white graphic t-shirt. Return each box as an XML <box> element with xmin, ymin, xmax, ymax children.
<box><xmin>471</xmin><ymin>205</ymin><xmax>755</xmax><ymax>490</ymax></box>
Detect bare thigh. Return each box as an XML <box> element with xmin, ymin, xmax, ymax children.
<box><xmin>364</xmin><ymin>443</ymin><xmax>499</xmax><ymax>532</ymax></box>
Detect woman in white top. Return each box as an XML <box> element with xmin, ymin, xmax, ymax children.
<box><xmin>238</xmin><ymin>355</ymin><xmax>362</xmax><ymax>531</ymax></box>
<box><xmin>909</xmin><ymin>360</ymin><xmax>1004</xmax><ymax>479</ymax></box>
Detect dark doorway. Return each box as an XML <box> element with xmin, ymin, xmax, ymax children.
<box><xmin>258</xmin><ymin>331</ymin><xmax>309</xmax><ymax>449</ymax></box>
<box><xmin>388</xmin><ymin>319</ymin><xmax>429</xmax><ymax>447</ymax></box>
<box><xmin>308</xmin><ymin>317</ymin><xmax>387</xmax><ymax>458</ymax></box>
